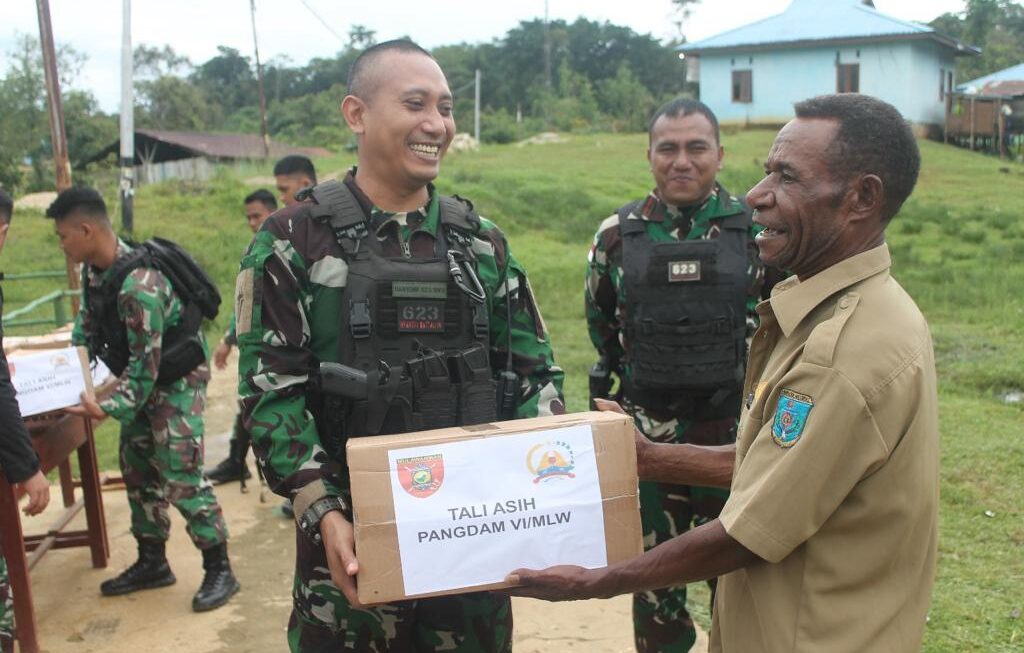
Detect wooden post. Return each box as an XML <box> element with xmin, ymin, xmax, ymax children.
<box><xmin>969</xmin><ymin>97</ymin><xmax>975</xmax><ymax>151</ymax></box>
<box><xmin>250</xmin><ymin>0</ymin><xmax>271</xmax><ymax>159</ymax></box>
<box><xmin>35</xmin><ymin>0</ymin><xmax>80</xmax><ymax>316</ymax></box>
<box><xmin>997</xmin><ymin>101</ymin><xmax>1007</xmax><ymax>159</ymax></box>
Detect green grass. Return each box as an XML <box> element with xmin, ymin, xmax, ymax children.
<box><xmin>4</xmin><ymin>132</ymin><xmax>1023</xmax><ymax>651</ymax></box>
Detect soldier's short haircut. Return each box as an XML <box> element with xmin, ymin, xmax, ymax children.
<box><xmin>45</xmin><ymin>186</ymin><xmax>110</xmax><ymax>224</ymax></box>
<box><xmin>0</xmin><ymin>189</ymin><xmax>12</xmax><ymax>225</ymax></box>
<box><xmin>273</xmin><ymin>155</ymin><xmax>317</xmax><ymax>184</ymax></box>
<box><xmin>648</xmin><ymin>98</ymin><xmax>721</xmax><ymax>145</ymax></box>
<box><xmin>347</xmin><ymin>39</ymin><xmax>434</xmax><ymax>102</ymax></box>
<box><xmin>795</xmin><ymin>94</ymin><xmax>920</xmax><ymax>223</ymax></box>
<box><xmin>244</xmin><ymin>188</ymin><xmax>278</xmax><ymax>212</ymax></box>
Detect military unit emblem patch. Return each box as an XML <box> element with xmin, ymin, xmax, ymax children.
<box><xmin>772</xmin><ymin>389</ymin><xmax>813</xmax><ymax>448</ymax></box>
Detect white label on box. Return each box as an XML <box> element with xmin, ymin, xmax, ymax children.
<box><xmin>9</xmin><ymin>346</ymin><xmax>89</xmax><ymax>417</ymax></box>
<box><xmin>387</xmin><ymin>423</ymin><xmax>608</xmax><ymax>597</ymax></box>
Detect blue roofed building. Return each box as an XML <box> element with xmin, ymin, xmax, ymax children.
<box><xmin>678</xmin><ymin>0</ymin><xmax>978</xmax><ymax>132</ymax></box>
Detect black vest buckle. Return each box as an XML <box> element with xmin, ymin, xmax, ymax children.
<box><xmin>350</xmin><ymin>299</ymin><xmax>372</xmax><ymax>338</ymax></box>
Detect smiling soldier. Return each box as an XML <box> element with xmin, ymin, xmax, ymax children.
<box><xmin>512</xmin><ymin>94</ymin><xmax>939</xmax><ymax>653</ymax></box>
<box><xmin>234</xmin><ymin>39</ymin><xmax>563</xmax><ymax>652</ymax></box>
<box><xmin>585</xmin><ymin>98</ymin><xmax>776</xmax><ymax>653</ymax></box>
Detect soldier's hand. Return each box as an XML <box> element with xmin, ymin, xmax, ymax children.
<box><xmin>65</xmin><ymin>391</ymin><xmax>106</xmax><ymax>420</ymax></box>
<box><xmin>213</xmin><ymin>341</ymin><xmax>232</xmax><ymax>370</ymax></box>
<box><xmin>320</xmin><ymin>510</ymin><xmax>365</xmax><ymax>609</ymax></box>
<box><xmin>19</xmin><ymin>471</ymin><xmax>50</xmax><ymax>517</ymax></box>
<box><xmin>504</xmin><ymin>565</ymin><xmax>605</xmax><ymax>602</ymax></box>
<box><xmin>593</xmin><ymin>398</ymin><xmax>653</xmax><ymax>479</ymax></box>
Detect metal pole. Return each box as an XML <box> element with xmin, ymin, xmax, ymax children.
<box><xmin>35</xmin><ymin>0</ymin><xmax>80</xmax><ymax>315</ymax></box>
<box><xmin>474</xmin><ymin>69</ymin><xmax>481</xmax><ymax>143</ymax></box>
<box><xmin>250</xmin><ymin>0</ymin><xmax>271</xmax><ymax>158</ymax></box>
<box><xmin>120</xmin><ymin>0</ymin><xmax>135</xmax><ymax>233</ymax></box>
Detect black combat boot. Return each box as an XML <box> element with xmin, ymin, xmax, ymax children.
<box><xmin>205</xmin><ymin>438</ymin><xmax>251</xmax><ymax>484</ymax></box>
<box><xmin>192</xmin><ymin>543</ymin><xmax>240</xmax><ymax>612</ymax></box>
<box><xmin>100</xmin><ymin>539</ymin><xmax>176</xmax><ymax>596</ymax></box>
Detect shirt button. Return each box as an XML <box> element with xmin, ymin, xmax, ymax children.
<box><xmin>839</xmin><ymin>297</ymin><xmax>850</xmax><ymax>309</ymax></box>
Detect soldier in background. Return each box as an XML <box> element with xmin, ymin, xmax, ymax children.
<box><xmin>207</xmin><ymin>189</ymin><xmax>278</xmax><ymax>485</ymax></box>
<box><xmin>585</xmin><ymin>99</ymin><xmax>775</xmax><ymax>652</ymax></box>
<box><xmin>0</xmin><ymin>189</ymin><xmax>51</xmax><ymax>653</ymax></box>
<box><xmin>274</xmin><ymin>155</ymin><xmax>317</xmax><ymax>207</ymax></box>
<box><xmin>235</xmin><ymin>40</ymin><xmax>563</xmax><ymax>651</ymax></box>
<box><xmin>54</xmin><ymin>187</ymin><xmax>239</xmax><ymax>612</ymax></box>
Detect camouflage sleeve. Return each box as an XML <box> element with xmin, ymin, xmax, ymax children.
<box><xmin>477</xmin><ymin>217</ymin><xmax>565</xmax><ymax>418</ymax></box>
<box><xmin>235</xmin><ymin>228</ymin><xmax>342</xmax><ymax>504</ymax></box>
<box><xmin>98</xmin><ymin>269</ymin><xmax>169</xmax><ymax>422</ymax></box>
<box><xmin>585</xmin><ymin>217</ymin><xmax>625</xmax><ymax>363</ymax></box>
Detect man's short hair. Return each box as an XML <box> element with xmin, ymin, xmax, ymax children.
<box><xmin>45</xmin><ymin>187</ymin><xmax>109</xmax><ymax>223</ymax></box>
<box><xmin>347</xmin><ymin>39</ymin><xmax>434</xmax><ymax>102</ymax></box>
<box><xmin>794</xmin><ymin>94</ymin><xmax>920</xmax><ymax>222</ymax></box>
<box><xmin>273</xmin><ymin>155</ymin><xmax>317</xmax><ymax>184</ymax></box>
<box><xmin>0</xmin><ymin>189</ymin><xmax>13</xmax><ymax>225</ymax></box>
<box><xmin>244</xmin><ymin>189</ymin><xmax>277</xmax><ymax>212</ymax></box>
<box><xmin>648</xmin><ymin>98</ymin><xmax>721</xmax><ymax>145</ymax></box>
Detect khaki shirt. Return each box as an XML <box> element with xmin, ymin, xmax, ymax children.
<box><xmin>711</xmin><ymin>244</ymin><xmax>939</xmax><ymax>652</ymax></box>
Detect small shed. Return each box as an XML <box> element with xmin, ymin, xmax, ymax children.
<box><xmin>678</xmin><ymin>0</ymin><xmax>979</xmax><ymax>133</ymax></box>
<box><xmin>946</xmin><ymin>63</ymin><xmax>1024</xmax><ymax>158</ymax></box>
<box><xmin>87</xmin><ymin>129</ymin><xmax>331</xmax><ymax>185</ymax></box>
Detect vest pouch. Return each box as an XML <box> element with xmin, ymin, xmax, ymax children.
<box><xmin>449</xmin><ymin>344</ymin><xmax>497</xmax><ymax>426</ymax></box>
<box><xmin>406</xmin><ymin>350</ymin><xmax>458</xmax><ymax>431</ymax></box>
<box><xmin>156</xmin><ymin>332</ymin><xmax>206</xmax><ymax>384</ymax></box>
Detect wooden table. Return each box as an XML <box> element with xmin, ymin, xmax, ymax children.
<box><xmin>0</xmin><ymin>411</ymin><xmax>109</xmax><ymax>653</ymax></box>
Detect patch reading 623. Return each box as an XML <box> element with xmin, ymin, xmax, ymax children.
<box><xmin>397</xmin><ymin>300</ymin><xmax>445</xmax><ymax>332</ymax></box>
<box><xmin>668</xmin><ymin>260</ymin><xmax>701</xmax><ymax>282</ymax></box>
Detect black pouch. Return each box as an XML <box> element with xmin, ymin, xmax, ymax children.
<box><xmin>156</xmin><ymin>333</ymin><xmax>206</xmax><ymax>384</ymax></box>
<box><xmin>449</xmin><ymin>344</ymin><xmax>497</xmax><ymax>426</ymax></box>
<box><xmin>406</xmin><ymin>350</ymin><xmax>457</xmax><ymax>430</ymax></box>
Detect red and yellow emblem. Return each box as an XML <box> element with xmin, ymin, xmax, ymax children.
<box><xmin>396</xmin><ymin>454</ymin><xmax>445</xmax><ymax>498</ymax></box>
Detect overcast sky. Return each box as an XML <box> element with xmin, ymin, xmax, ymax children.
<box><xmin>2</xmin><ymin>0</ymin><xmax>967</xmax><ymax>112</ymax></box>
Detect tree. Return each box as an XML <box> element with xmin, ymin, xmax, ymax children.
<box><xmin>136</xmin><ymin>75</ymin><xmax>220</xmax><ymax>131</ymax></box>
<box><xmin>671</xmin><ymin>0</ymin><xmax>702</xmax><ymax>39</ymax></box>
<box><xmin>134</xmin><ymin>44</ymin><xmax>191</xmax><ymax>80</ymax></box>
<box><xmin>930</xmin><ymin>0</ymin><xmax>1024</xmax><ymax>81</ymax></box>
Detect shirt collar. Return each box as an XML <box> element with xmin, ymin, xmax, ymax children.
<box><xmin>344</xmin><ymin>167</ymin><xmax>439</xmax><ymax>238</ymax></box>
<box><xmin>768</xmin><ymin>243</ymin><xmax>892</xmax><ymax>337</ymax></box>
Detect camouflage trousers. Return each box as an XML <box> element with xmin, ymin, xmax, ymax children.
<box><xmin>288</xmin><ymin>527</ymin><xmax>512</xmax><ymax>652</ymax></box>
<box><xmin>119</xmin><ymin>374</ymin><xmax>228</xmax><ymax>549</ymax></box>
<box><xmin>631</xmin><ymin>407</ymin><xmax>737</xmax><ymax>653</ymax></box>
<box><xmin>0</xmin><ymin>555</ymin><xmax>12</xmax><ymax>653</ymax></box>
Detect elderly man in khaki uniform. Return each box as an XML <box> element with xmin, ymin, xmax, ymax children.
<box><xmin>506</xmin><ymin>92</ymin><xmax>939</xmax><ymax>653</ymax></box>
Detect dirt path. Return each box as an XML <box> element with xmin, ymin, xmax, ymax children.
<box><xmin>25</xmin><ymin>354</ymin><xmax>707</xmax><ymax>652</ymax></box>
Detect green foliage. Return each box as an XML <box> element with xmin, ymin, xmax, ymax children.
<box><xmin>929</xmin><ymin>0</ymin><xmax>1024</xmax><ymax>81</ymax></box>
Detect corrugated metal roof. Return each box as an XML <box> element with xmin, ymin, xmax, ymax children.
<box><xmin>86</xmin><ymin>129</ymin><xmax>332</xmax><ymax>165</ymax></box>
<box><xmin>135</xmin><ymin>129</ymin><xmax>331</xmax><ymax>160</ymax></box>
<box><xmin>679</xmin><ymin>0</ymin><xmax>976</xmax><ymax>55</ymax></box>
<box><xmin>958</xmin><ymin>63</ymin><xmax>1024</xmax><ymax>95</ymax></box>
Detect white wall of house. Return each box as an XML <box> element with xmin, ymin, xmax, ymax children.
<box><xmin>696</xmin><ymin>40</ymin><xmax>956</xmax><ymax>126</ymax></box>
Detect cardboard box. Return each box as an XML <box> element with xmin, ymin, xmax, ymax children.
<box><xmin>7</xmin><ymin>345</ymin><xmax>95</xmax><ymax>417</ymax></box>
<box><xmin>348</xmin><ymin>410</ymin><xmax>642</xmax><ymax>604</ymax></box>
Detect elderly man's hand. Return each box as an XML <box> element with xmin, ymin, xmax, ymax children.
<box><xmin>594</xmin><ymin>398</ymin><xmax>652</xmax><ymax>479</ymax></box>
<box><xmin>504</xmin><ymin>565</ymin><xmax>607</xmax><ymax>602</ymax></box>
<box><xmin>19</xmin><ymin>471</ymin><xmax>50</xmax><ymax>516</ymax></box>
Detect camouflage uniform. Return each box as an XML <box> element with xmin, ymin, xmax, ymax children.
<box><xmin>72</xmin><ymin>240</ymin><xmax>229</xmax><ymax>549</ymax></box>
<box><xmin>0</xmin><ymin>285</ymin><xmax>43</xmax><ymax>652</ymax></box>
<box><xmin>585</xmin><ymin>184</ymin><xmax>770</xmax><ymax>653</ymax></box>
<box><xmin>236</xmin><ymin>172</ymin><xmax>564</xmax><ymax>652</ymax></box>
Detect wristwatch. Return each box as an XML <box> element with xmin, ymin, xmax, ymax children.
<box><xmin>298</xmin><ymin>495</ymin><xmax>350</xmax><ymax>546</ymax></box>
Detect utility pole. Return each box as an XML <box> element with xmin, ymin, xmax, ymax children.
<box><xmin>120</xmin><ymin>0</ymin><xmax>135</xmax><ymax>233</ymax></box>
<box><xmin>35</xmin><ymin>0</ymin><xmax>80</xmax><ymax>315</ymax></box>
<box><xmin>543</xmin><ymin>0</ymin><xmax>552</xmax><ymax>91</ymax></box>
<box><xmin>250</xmin><ymin>0</ymin><xmax>271</xmax><ymax>158</ymax></box>
<box><xmin>474</xmin><ymin>69</ymin><xmax>481</xmax><ymax>143</ymax></box>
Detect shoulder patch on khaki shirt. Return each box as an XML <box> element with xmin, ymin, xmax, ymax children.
<box><xmin>771</xmin><ymin>389</ymin><xmax>814</xmax><ymax>447</ymax></box>
<box><xmin>235</xmin><ymin>268</ymin><xmax>254</xmax><ymax>336</ymax></box>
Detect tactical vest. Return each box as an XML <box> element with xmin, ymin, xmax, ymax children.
<box><xmin>83</xmin><ymin>247</ymin><xmax>207</xmax><ymax>385</ymax></box>
<box><xmin>307</xmin><ymin>180</ymin><xmax>496</xmax><ymax>455</ymax></box>
<box><xmin>619</xmin><ymin>201</ymin><xmax>750</xmax><ymax>417</ymax></box>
